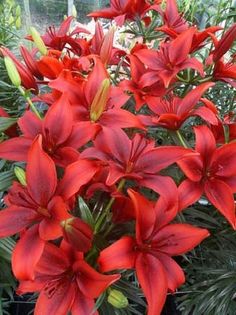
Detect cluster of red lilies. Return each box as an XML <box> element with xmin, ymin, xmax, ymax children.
<box><xmin>0</xmin><ymin>0</ymin><xmax>236</xmax><ymax>314</ymax></box>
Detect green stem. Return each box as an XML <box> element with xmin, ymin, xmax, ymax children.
<box><xmin>197</xmin><ymin>76</ymin><xmax>213</xmax><ymax>84</ymax></box>
<box><xmin>85</xmin><ymin>246</ymin><xmax>98</xmax><ymax>263</ymax></box>
<box><xmin>18</xmin><ymin>86</ymin><xmax>42</xmax><ymax>119</ymax></box>
<box><xmin>176</xmin><ymin>74</ymin><xmax>189</xmax><ymax>83</ymax></box>
<box><xmin>169</xmin><ymin>130</ymin><xmax>189</xmax><ymax>148</ymax></box>
<box><xmin>223</xmin><ymin>124</ymin><xmax>229</xmax><ymax>143</ymax></box>
<box><xmin>176</xmin><ymin>130</ymin><xmax>188</xmax><ymax>148</ymax></box>
<box><xmin>135</xmin><ymin>18</ymin><xmax>146</xmax><ymax>42</ymax></box>
<box><xmin>94</xmin><ymin>179</ymin><xmax>125</xmax><ymax>234</ymax></box>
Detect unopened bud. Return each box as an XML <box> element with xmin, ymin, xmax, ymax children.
<box><xmin>90</xmin><ymin>78</ymin><xmax>110</xmax><ymax>122</ymax></box>
<box><xmin>16</xmin><ymin>5</ymin><xmax>21</xmax><ymax>17</ymax></box>
<box><xmin>15</xmin><ymin>16</ymin><xmax>21</xmax><ymax>29</ymax></box>
<box><xmin>8</xmin><ymin>15</ymin><xmax>14</xmax><ymax>25</ymax></box>
<box><xmin>72</xmin><ymin>5</ymin><xmax>77</xmax><ymax>18</ymax></box>
<box><xmin>61</xmin><ymin>217</ymin><xmax>93</xmax><ymax>252</ymax></box>
<box><xmin>108</xmin><ymin>289</ymin><xmax>129</xmax><ymax>309</ymax></box>
<box><xmin>14</xmin><ymin>166</ymin><xmax>26</xmax><ymax>186</ymax></box>
<box><xmin>4</xmin><ymin>56</ymin><xmax>21</xmax><ymax>87</ymax></box>
<box><xmin>30</xmin><ymin>27</ymin><xmax>47</xmax><ymax>56</ymax></box>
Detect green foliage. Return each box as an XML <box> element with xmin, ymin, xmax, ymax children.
<box><xmin>78</xmin><ymin>196</ymin><xmax>96</xmax><ymax>228</ymax></box>
<box><xmin>177</xmin><ymin>206</ymin><xmax>236</xmax><ymax>315</ymax></box>
<box><xmin>98</xmin><ymin>273</ymin><xmax>146</xmax><ymax>315</ymax></box>
<box><xmin>0</xmin><ymin>0</ymin><xmax>21</xmax><ymax>46</ymax></box>
<box><xmin>0</xmin><ymin>0</ymin><xmax>22</xmax><ymax>110</ymax></box>
<box><xmin>178</xmin><ymin>0</ymin><xmax>236</xmax><ymax>28</ymax></box>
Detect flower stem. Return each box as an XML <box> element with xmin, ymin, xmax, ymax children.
<box><xmin>169</xmin><ymin>130</ymin><xmax>188</xmax><ymax>148</ymax></box>
<box><xmin>94</xmin><ymin>179</ymin><xmax>125</xmax><ymax>234</ymax></box>
<box><xmin>18</xmin><ymin>86</ymin><xmax>42</xmax><ymax>119</ymax></box>
<box><xmin>176</xmin><ymin>130</ymin><xmax>188</xmax><ymax>148</ymax></box>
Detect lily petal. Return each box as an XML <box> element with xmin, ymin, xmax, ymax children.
<box><xmin>75</xmin><ymin>260</ymin><xmax>120</xmax><ymax>298</ymax></box>
<box><xmin>153</xmin><ymin>223</ymin><xmax>209</xmax><ymax>255</ymax></box>
<box><xmin>136</xmin><ymin>253</ymin><xmax>167</xmax><ymax>315</ymax></box>
<box><xmin>204</xmin><ymin>178</ymin><xmax>236</xmax><ymax>229</ymax></box>
<box><xmin>98</xmin><ymin>236</ymin><xmax>136</xmax><ymax>273</ymax></box>
<box><xmin>26</xmin><ymin>136</ymin><xmax>57</xmax><ymax>206</ymax></box>
<box><xmin>12</xmin><ymin>225</ymin><xmax>45</xmax><ymax>280</ymax></box>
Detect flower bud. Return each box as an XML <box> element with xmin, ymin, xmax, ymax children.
<box><xmin>15</xmin><ymin>16</ymin><xmax>21</xmax><ymax>29</ymax></box>
<box><xmin>108</xmin><ymin>289</ymin><xmax>129</xmax><ymax>309</ymax></box>
<box><xmin>61</xmin><ymin>217</ymin><xmax>93</xmax><ymax>252</ymax></box>
<box><xmin>100</xmin><ymin>26</ymin><xmax>115</xmax><ymax>65</ymax></box>
<box><xmin>14</xmin><ymin>166</ymin><xmax>26</xmax><ymax>186</ymax></box>
<box><xmin>72</xmin><ymin>5</ymin><xmax>77</xmax><ymax>18</ymax></box>
<box><xmin>4</xmin><ymin>56</ymin><xmax>21</xmax><ymax>87</ymax></box>
<box><xmin>30</xmin><ymin>27</ymin><xmax>47</xmax><ymax>56</ymax></box>
<box><xmin>90</xmin><ymin>78</ymin><xmax>110</xmax><ymax>122</ymax></box>
<box><xmin>16</xmin><ymin>5</ymin><xmax>21</xmax><ymax>17</ymax></box>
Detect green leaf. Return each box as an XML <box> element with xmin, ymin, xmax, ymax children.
<box><xmin>0</xmin><ymin>237</ymin><xmax>15</xmax><ymax>262</ymax></box>
<box><xmin>78</xmin><ymin>196</ymin><xmax>95</xmax><ymax>228</ymax></box>
<box><xmin>0</xmin><ymin>117</ymin><xmax>17</xmax><ymax>132</ymax></box>
<box><xmin>0</xmin><ymin>170</ymin><xmax>15</xmax><ymax>191</ymax></box>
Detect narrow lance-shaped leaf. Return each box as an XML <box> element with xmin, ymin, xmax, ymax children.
<box><xmin>78</xmin><ymin>196</ymin><xmax>95</xmax><ymax>228</ymax></box>
<box><xmin>0</xmin><ymin>117</ymin><xmax>17</xmax><ymax>133</ymax></box>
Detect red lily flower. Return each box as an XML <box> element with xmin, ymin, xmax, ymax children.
<box><xmin>211</xmin><ymin>112</ymin><xmax>236</xmax><ymax>144</ymax></box>
<box><xmin>81</xmin><ymin>127</ymin><xmax>193</xmax><ymax>204</ymax></box>
<box><xmin>98</xmin><ymin>189</ymin><xmax>209</xmax><ymax>315</ymax></box>
<box><xmin>157</xmin><ymin>0</ymin><xmax>189</xmax><ymax>37</ymax></box>
<box><xmin>135</xmin><ymin>28</ymin><xmax>204</xmax><ymax>87</ymax></box>
<box><xmin>142</xmin><ymin>82</ymin><xmax>217</xmax><ymax>130</ymax></box>
<box><xmin>20</xmin><ymin>46</ymin><xmax>43</xmax><ymax>79</ymax></box>
<box><xmin>0</xmin><ymin>93</ymin><xmax>94</xmax><ymax>166</ymax></box>
<box><xmin>89</xmin><ymin>22</ymin><xmax>115</xmax><ymax>65</ymax></box>
<box><xmin>49</xmin><ymin>59</ymin><xmax>143</xmax><ymax>139</ymax></box>
<box><xmin>17</xmin><ymin>241</ymin><xmax>120</xmax><ymax>315</ymax></box>
<box><xmin>88</xmin><ymin>0</ymin><xmax>161</xmax><ymax>26</ymax></box>
<box><xmin>212</xmin><ymin>23</ymin><xmax>236</xmax><ymax>62</ymax></box>
<box><xmin>119</xmin><ymin>55</ymin><xmax>167</xmax><ymax>110</ymax></box>
<box><xmin>39</xmin><ymin>16</ymin><xmax>90</xmax><ymax>55</ymax></box>
<box><xmin>190</xmin><ymin>27</ymin><xmax>222</xmax><ymax>53</ymax></box>
<box><xmin>0</xmin><ymin>136</ymin><xmax>98</xmax><ymax>279</ymax></box>
<box><xmin>157</xmin><ymin>0</ymin><xmax>221</xmax><ymax>52</ymax></box>
<box><xmin>1</xmin><ymin>47</ymin><xmax>38</xmax><ymax>93</ymax></box>
<box><xmin>37</xmin><ymin>55</ymin><xmax>65</xmax><ymax>80</ymax></box>
<box><xmin>213</xmin><ymin>58</ymin><xmax>236</xmax><ymax>88</ymax></box>
<box><xmin>178</xmin><ymin>125</ymin><xmax>236</xmax><ymax>228</ymax></box>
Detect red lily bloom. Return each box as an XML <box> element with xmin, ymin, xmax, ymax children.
<box><xmin>20</xmin><ymin>46</ymin><xmax>43</xmax><ymax>79</ymax></box>
<box><xmin>178</xmin><ymin>125</ymin><xmax>236</xmax><ymax>228</ymax></box>
<box><xmin>37</xmin><ymin>55</ymin><xmax>65</xmax><ymax>80</ymax></box>
<box><xmin>39</xmin><ymin>16</ymin><xmax>90</xmax><ymax>55</ymax></box>
<box><xmin>157</xmin><ymin>0</ymin><xmax>189</xmax><ymax>37</ymax></box>
<box><xmin>88</xmin><ymin>0</ymin><xmax>161</xmax><ymax>26</ymax></box>
<box><xmin>0</xmin><ymin>93</ymin><xmax>94</xmax><ymax>166</ymax></box>
<box><xmin>98</xmin><ymin>190</ymin><xmax>209</xmax><ymax>315</ymax></box>
<box><xmin>213</xmin><ymin>58</ymin><xmax>236</xmax><ymax>88</ymax></box>
<box><xmin>211</xmin><ymin>112</ymin><xmax>236</xmax><ymax>144</ymax></box>
<box><xmin>49</xmin><ymin>59</ymin><xmax>143</xmax><ymax>139</ymax></box>
<box><xmin>212</xmin><ymin>23</ymin><xmax>236</xmax><ymax>62</ymax></box>
<box><xmin>142</xmin><ymin>82</ymin><xmax>217</xmax><ymax>130</ymax></box>
<box><xmin>17</xmin><ymin>241</ymin><xmax>120</xmax><ymax>315</ymax></box>
<box><xmin>157</xmin><ymin>0</ymin><xmax>221</xmax><ymax>52</ymax></box>
<box><xmin>89</xmin><ymin>22</ymin><xmax>115</xmax><ymax>65</ymax></box>
<box><xmin>81</xmin><ymin>127</ymin><xmax>193</xmax><ymax>205</ymax></box>
<box><xmin>119</xmin><ymin>55</ymin><xmax>167</xmax><ymax>110</ymax></box>
<box><xmin>0</xmin><ymin>137</ymin><xmax>98</xmax><ymax>279</ymax></box>
<box><xmin>135</xmin><ymin>28</ymin><xmax>204</xmax><ymax>87</ymax></box>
